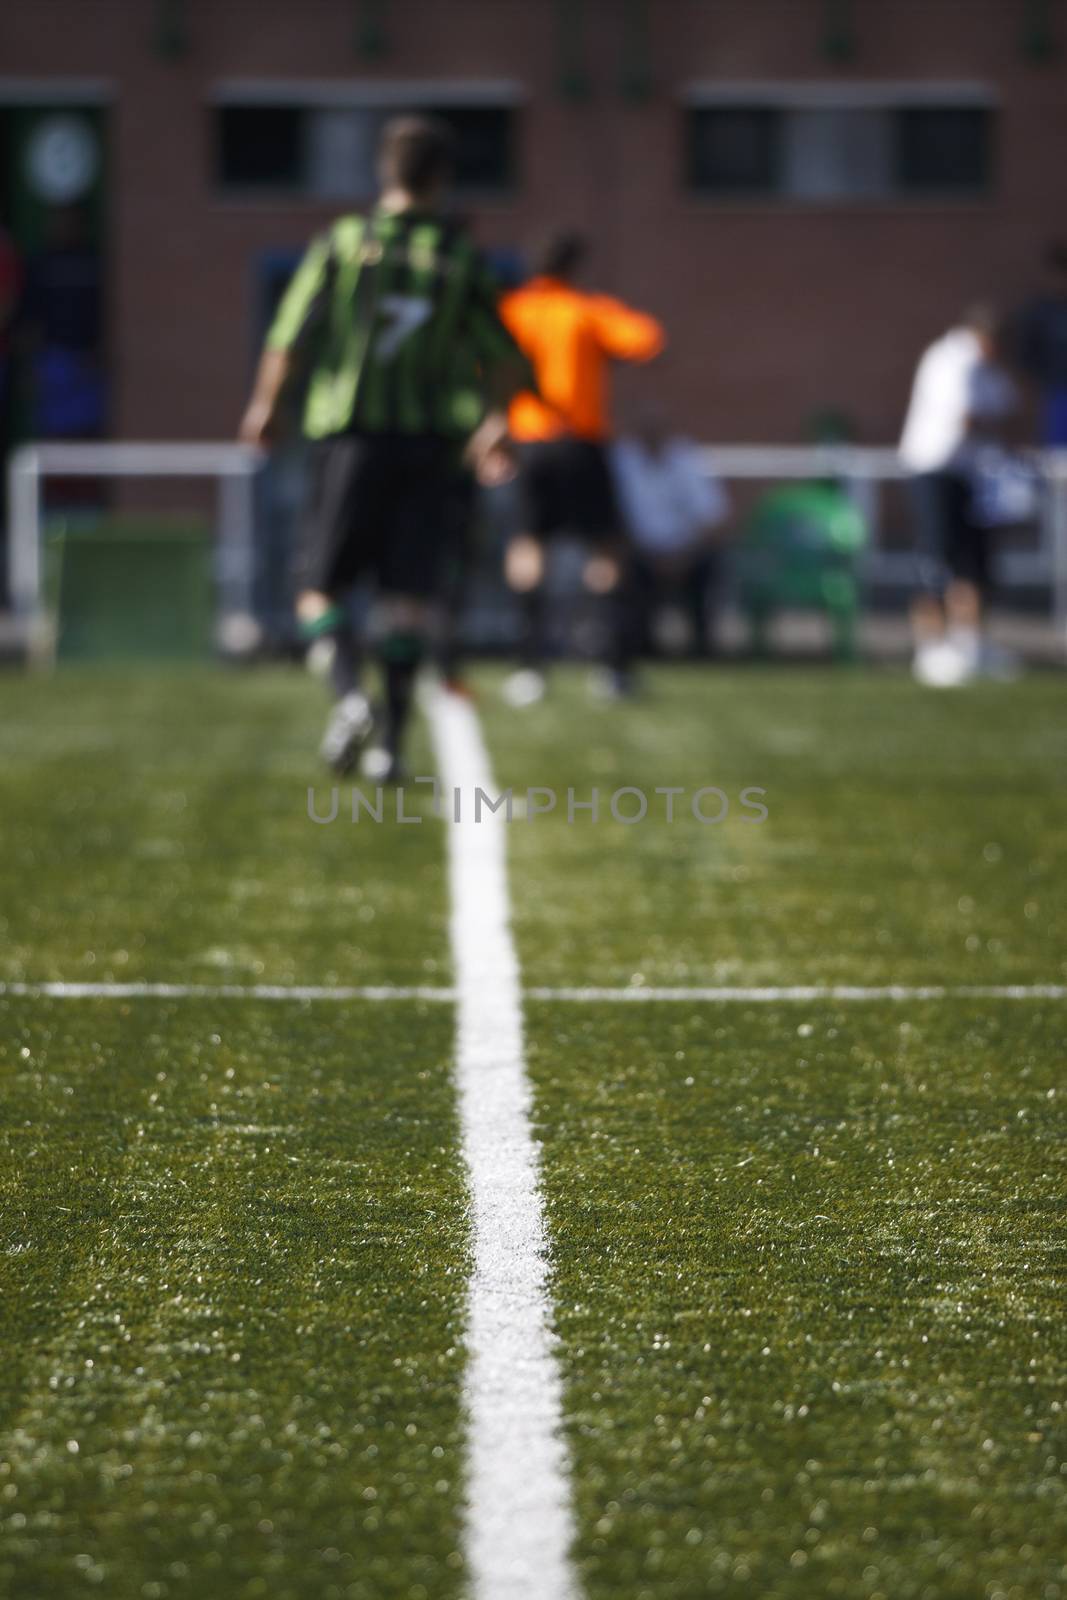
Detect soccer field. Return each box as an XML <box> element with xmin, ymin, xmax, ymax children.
<box><xmin>1</xmin><ymin>664</ymin><xmax>1065</xmax><ymax>1600</ymax></box>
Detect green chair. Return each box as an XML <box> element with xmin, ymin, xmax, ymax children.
<box><xmin>737</xmin><ymin>482</ymin><xmax>868</xmax><ymax>661</ymax></box>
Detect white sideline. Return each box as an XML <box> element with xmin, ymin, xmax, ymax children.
<box><xmin>526</xmin><ymin>983</ymin><xmax>1067</xmax><ymax>1002</ymax></box>
<box><xmin>427</xmin><ymin>687</ymin><xmax>578</xmax><ymax>1600</ymax></box>
<box><xmin>1</xmin><ymin>981</ymin><xmax>1064</xmax><ymax>1003</ymax></box>
<box><xmin>0</xmin><ymin>981</ymin><xmax>454</xmax><ymax>1002</ymax></box>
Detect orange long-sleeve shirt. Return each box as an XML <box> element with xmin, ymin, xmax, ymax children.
<box><xmin>499</xmin><ymin>276</ymin><xmax>665</xmax><ymax>443</ymax></box>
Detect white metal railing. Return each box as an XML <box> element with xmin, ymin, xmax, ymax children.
<box><xmin>697</xmin><ymin>445</ymin><xmax>1067</xmax><ymax>635</ymax></box>
<box><xmin>6</xmin><ymin>440</ymin><xmax>1067</xmax><ymax>642</ymax></box>
<box><xmin>5</xmin><ymin>442</ymin><xmax>261</xmax><ymax>626</ymax></box>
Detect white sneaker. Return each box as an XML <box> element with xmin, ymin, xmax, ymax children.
<box><xmin>361</xmin><ymin>744</ymin><xmax>405</xmax><ymax>784</ymax></box>
<box><xmin>502</xmin><ymin>668</ymin><xmax>546</xmax><ymax>708</ymax></box>
<box><xmin>319</xmin><ymin>691</ymin><xmax>373</xmax><ymax>773</ymax></box>
<box><xmin>946</xmin><ymin>626</ymin><xmax>981</xmax><ymax>676</ymax></box>
<box><xmin>912</xmin><ymin>642</ymin><xmax>975</xmax><ymax>688</ymax></box>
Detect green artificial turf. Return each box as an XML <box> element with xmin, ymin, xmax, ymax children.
<box><xmin>0</xmin><ymin>669</ymin><xmax>447</xmax><ymax>988</ymax></box>
<box><xmin>1</xmin><ymin>662</ymin><xmax>1065</xmax><ymax>1600</ymax></box>
<box><xmin>475</xmin><ymin>665</ymin><xmax>1067</xmax><ymax>989</ymax></box>
<box><xmin>0</xmin><ymin>997</ymin><xmax>468</xmax><ymax>1600</ymax></box>
<box><xmin>527</xmin><ymin>998</ymin><xmax>1067</xmax><ymax>1600</ymax></box>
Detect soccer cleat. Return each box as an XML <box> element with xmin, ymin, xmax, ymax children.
<box><xmin>361</xmin><ymin>744</ymin><xmax>407</xmax><ymax>785</ymax></box>
<box><xmin>502</xmin><ymin>668</ymin><xmax>546</xmax><ymax>708</ymax></box>
<box><xmin>911</xmin><ymin>642</ymin><xmax>974</xmax><ymax>689</ymax></box>
<box><xmin>318</xmin><ymin>691</ymin><xmax>374</xmax><ymax>773</ymax></box>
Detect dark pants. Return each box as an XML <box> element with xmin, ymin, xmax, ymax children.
<box><xmin>909</xmin><ymin>470</ymin><xmax>992</xmax><ymax>599</ymax></box>
<box><xmin>511</xmin><ymin>437</ymin><xmax>629</xmax><ymax>673</ymax></box>
<box><xmin>437</xmin><ymin>468</ymin><xmax>479</xmax><ymax>681</ymax></box>
<box><xmin>631</xmin><ymin>550</ymin><xmax>720</xmax><ymax>657</ymax></box>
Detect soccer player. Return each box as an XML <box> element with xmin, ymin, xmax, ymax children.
<box><xmin>499</xmin><ymin>230</ymin><xmax>665</xmax><ymax>703</ymax></box>
<box><xmin>899</xmin><ymin>304</ymin><xmax>1020</xmax><ymax>687</ymax></box>
<box><xmin>238</xmin><ymin>115</ymin><xmax>524</xmax><ymax>776</ymax></box>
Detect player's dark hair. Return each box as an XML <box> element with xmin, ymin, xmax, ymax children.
<box><xmin>378</xmin><ymin>114</ymin><xmax>455</xmax><ymax>197</ymax></box>
<box><xmin>534</xmin><ymin>230</ymin><xmax>588</xmax><ymax>281</ymax></box>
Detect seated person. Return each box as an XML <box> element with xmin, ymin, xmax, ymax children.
<box><xmin>612</xmin><ymin>403</ymin><xmax>730</xmax><ymax>657</ymax></box>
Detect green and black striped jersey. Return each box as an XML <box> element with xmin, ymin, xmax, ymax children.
<box><xmin>266</xmin><ymin>208</ymin><xmax>524</xmax><ymax>441</ymax></box>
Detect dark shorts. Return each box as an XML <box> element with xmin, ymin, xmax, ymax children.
<box><xmin>443</xmin><ymin>465</ymin><xmax>478</xmax><ymax>557</ymax></box>
<box><xmin>515</xmin><ymin>437</ymin><xmax>621</xmax><ymax>545</ymax></box>
<box><xmin>296</xmin><ymin>433</ymin><xmax>457</xmax><ymax>599</ymax></box>
<box><xmin>910</xmin><ymin>470</ymin><xmax>992</xmax><ymax>597</ymax></box>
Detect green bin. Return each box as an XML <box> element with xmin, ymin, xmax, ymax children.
<box><xmin>46</xmin><ymin>517</ymin><xmax>213</xmax><ymax>664</ymax></box>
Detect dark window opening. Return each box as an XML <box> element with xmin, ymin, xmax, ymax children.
<box><xmin>686</xmin><ymin>107</ymin><xmax>781</xmax><ymax>195</ymax></box>
<box><xmin>895</xmin><ymin>107</ymin><xmax>991</xmax><ymax>193</ymax></box>
<box><xmin>217</xmin><ymin>106</ymin><xmax>303</xmax><ymax>189</ymax></box>
<box><xmin>429</xmin><ymin>105</ymin><xmax>515</xmax><ymax>192</ymax></box>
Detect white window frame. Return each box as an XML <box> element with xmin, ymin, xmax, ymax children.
<box><xmin>0</xmin><ymin>79</ymin><xmax>115</xmax><ymax>105</ymax></box>
<box><xmin>683</xmin><ymin>81</ymin><xmax>998</xmax><ymax>111</ymax></box>
<box><xmin>210</xmin><ymin>79</ymin><xmax>524</xmax><ymax>108</ymax></box>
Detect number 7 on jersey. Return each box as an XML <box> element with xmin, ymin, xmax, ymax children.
<box><xmin>375</xmin><ymin>294</ymin><xmax>433</xmax><ymax>361</ymax></box>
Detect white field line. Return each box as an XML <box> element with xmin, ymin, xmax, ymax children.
<box><xmin>1</xmin><ymin>981</ymin><xmax>1064</xmax><ymax>1003</ymax></box>
<box><xmin>0</xmin><ymin>981</ymin><xmax>455</xmax><ymax>1001</ymax></box>
<box><xmin>427</xmin><ymin>687</ymin><xmax>578</xmax><ymax>1600</ymax></box>
<box><xmin>526</xmin><ymin>984</ymin><xmax>1067</xmax><ymax>1002</ymax></box>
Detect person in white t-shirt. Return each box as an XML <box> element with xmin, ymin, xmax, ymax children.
<box><xmin>899</xmin><ymin>304</ymin><xmax>1019</xmax><ymax>686</ymax></box>
<box><xmin>612</xmin><ymin>405</ymin><xmax>731</xmax><ymax>657</ymax></box>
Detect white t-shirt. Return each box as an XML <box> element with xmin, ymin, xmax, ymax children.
<box><xmin>611</xmin><ymin>437</ymin><xmax>730</xmax><ymax>555</ymax></box>
<box><xmin>899</xmin><ymin>327</ymin><xmax>1017</xmax><ymax>474</ymax></box>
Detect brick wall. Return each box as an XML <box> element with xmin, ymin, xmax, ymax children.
<box><xmin>2</xmin><ymin>0</ymin><xmax>1065</xmax><ymax>443</ymax></box>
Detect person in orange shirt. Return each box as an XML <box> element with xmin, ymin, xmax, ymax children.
<box><xmin>498</xmin><ymin>231</ymin><xmax>664</xmax><ymax>703</ymax></box>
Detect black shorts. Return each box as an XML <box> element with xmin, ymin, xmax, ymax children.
<box><xmin>516</xmin><ymin>437</ymin><xmax>621</xmax><ymax>544</ymax></box>
<box><xmin>443</xmin><ymin>465</ymin><xmax>478</xmax><ymax>558</ymax></box>
<box><xmin>910</xmin><ymin>470</ymin><xmax>993</xmax><ymax>597</ymax></box>
<box><xmin>296</xmin><ymin>433</ymin><xmax>457</xmax><ymax>599</ymax></box>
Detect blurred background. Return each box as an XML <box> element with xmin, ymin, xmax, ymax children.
<box><xmin>1</xmin><ymin>0</ymin><xmax>1066</xmax><ymax>667</ymax></box>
